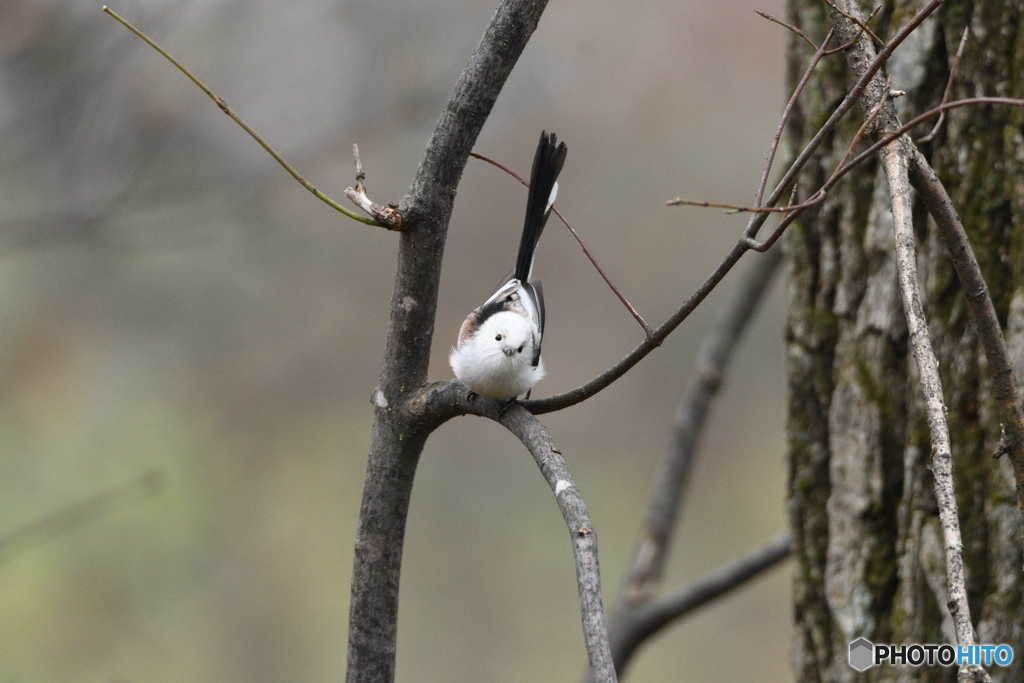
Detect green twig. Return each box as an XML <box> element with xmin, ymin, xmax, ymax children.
<box><xmin>102</xmin><ymin>6</ymin><xmax>380</xmax><ymax>227</ymax></box>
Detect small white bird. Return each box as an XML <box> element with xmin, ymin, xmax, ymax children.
<box><xmin>450</xmin><ymin>131</ymin><xmax>568</xmax><ymax>403</ymax></box>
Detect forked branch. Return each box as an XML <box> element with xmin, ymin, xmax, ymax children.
<box><xmin>525</xmin><ymin>0</ymin><xmax>943</xmax><ymax>415</ymax></box>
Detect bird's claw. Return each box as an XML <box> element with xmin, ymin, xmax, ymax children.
<box><xmin>498</xmin><ymin>397</ymin><xmax>518</xmax><ymax>418</ymax></box>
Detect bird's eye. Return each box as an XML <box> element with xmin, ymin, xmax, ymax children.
<box><xmin>517</xmin><ymin>345</ymin><xmax>524</xmax><ymax>353</ymax></box>
<box><xmin>495</xmin><ymin>334</ymin><xmax>502</xmax><ymax>341</ymax></box>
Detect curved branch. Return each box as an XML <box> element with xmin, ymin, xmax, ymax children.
<box><xmin>524</xmin><ymin>240</ymin><xmax>749</xmax><ymax>413</ymax></box>
<box><xmin>403</xmin><ymin>381</ymin><xmax>615</xmax><ymax>680</ymax></box>
<box><xmin>500</xmin><ymin>406</ymin><xmax>617</xmax><ymax>683</ymax></box>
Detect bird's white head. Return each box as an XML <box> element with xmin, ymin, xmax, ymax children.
<box><xmin>478</xmin><ymin>311</ymin><xmax>536</xmax><ymax>362</ymax></box>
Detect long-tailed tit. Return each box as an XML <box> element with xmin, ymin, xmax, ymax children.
<box><xmin>450</xmin><ymin>131</ymin><xmax>568</xmax><ymax>402</ymax></box>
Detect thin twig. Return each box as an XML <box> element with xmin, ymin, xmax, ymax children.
<box><xmin>754</xmin><ymin>10</ymin><xmax>818</xmax><ymax>50</ymax></box>
<box><xmin>102</xmin><ymin>6</ymin><xmax>383</xmax><ymax>228</ymax></box>
<box><xmin>670</xmin><ymin>95</ymin><xmax>1024</xmax><ymax>258</ymax></box>
<box><xmin>835</xmin><ymin>98</ymin><xmax>1024</xmax><ymax>189</ymax></box>
<box><xmin>824</xmin><ymin>0</ymin><xmax>884</xmax><ymax>46</ymax></box>
<box><xmin>754</xmin><ymin>27</ymin><xmax>835</xmax><ymax>208</ymax></box>
<box><xmin>669</xmin><ymin>80</ymin><xmax>886</xmax><ymax>218</ymax></box>
<box><xmin>835</xmin><ymin>79</ymin><xmax>890</xmax><ymax>169</ymax></box>
<box><xmin>746</xmin><ymin>0</ymin><xmax>942</xmax><ymax>229</ymax></box>
<box><xmin>823</xmin><ymin>5</ymin><xmax>881</xmax><ymax>55</ymax></box>
<box><xmin>918</xmin><ymin>26</ymin><xmax>969</xmax><ymax>143</ymax></box>
<box><xmin>0</xmin><ymin>470</ymin><xmax>165</xmax><ymax>564</ymax></box>
<box><xmin>500</xmin><ymin>406</ymin><xmax>617</xmax><ymax>682</ymax></box>
<box><xmin>353</xmin><ymin>144</ymin><xmax>366</xmax><ymax>191</ymax></box>
<box><xmin>880</xmin><ymin>140</ymin><xmax>990</xmax><ymax>683</ymax></box>
<box><xmin>469</xmin><ymin>151</ymin><xmax>651</xmax><ymax>335</ymax></box>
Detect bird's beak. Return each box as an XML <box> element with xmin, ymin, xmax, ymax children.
<box><xmin>503</xmin><ymin>348</ymin><xmax>513</xmax><ymax>357</ymax></box>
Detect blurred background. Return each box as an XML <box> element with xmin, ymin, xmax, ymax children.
<box><xmin>0</xmin><ymin>0</ymin><xmax>792</xmax><ymax>680</ymax></box>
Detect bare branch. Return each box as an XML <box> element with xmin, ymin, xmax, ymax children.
<box><xmin>754</xmin><ymin>9</ymin><xmax>818</xmax><ymax>50</ymax></box>
<box><xmin>739</xmin><ymin>96</ymin><xmax>1024</xmax><ymax>254</ymax></box>
<box><xmin>754</xmin><ymin>27</ymin><xmax>835</xmax><ymax>208</ymax></box>
<box><xmin>614</xmin><ymin>248</ymin><xmax>785</xmax><ymax>605</ymax></box>
<box><xmin>102</xmin><ymin>6</ymin><xmax>383</xmax><ymax>228</ymax></box>
<box><xmin>525</xmin><ymin>0</ymin><xmax>943</xmax><ymax>415</ymax></box>
<box><xmin>880</xmin><ymin>138</ymin><xmax>990</xmax><ymax>683</ymax></box>
<box><xmin>524</xmin><ymin>238</ymin><xmax>749</xmax><ymax>413</ymax></box>
<box><xmin>608</xmin><ymin>535</ymin><xmax>792</xmax><ymax>676</ymax></box>
<box><xmin>746</xmin><ymin>0</ymin><xmax>943</xmax><ymax>234</ymax></box>
<box><xmin>500</xmin><ymin>406</ymin><xmax>617</xmax><ymax>682</ymax></box>
<box><xmin>469</xmin><ymin>151</ymin><xmax>651</xmax><ymax>334</ymax></box>
<box><xmin>907</xmin><ymin>148</ymin><xmax>1024</xmax><ymax>553</ymax></box>
<box><xmin>918</xmin><ymin>26</ymin><xmax>969</xmax><ymax>144</ymax></box>
<box><xmin>829</xmin><ymin>2</ymin><xmax>996</xmax><ymax>672</ymax></box>
<box><xmin>0</xmin><ymin>470</ymin><xmax>165</xmax><ymax>564</ymax></box>
<box><xmin>825</xmin><ymin>0</ymin><xmax>1024</xmax><ymax>563</ymax></box>
<box><xmin>346</xmin><ymin>2</ymin><xmax>563</xmax><ymax>681</ymax></box>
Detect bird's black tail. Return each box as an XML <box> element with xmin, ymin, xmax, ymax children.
<box><xmin>514</xmin><ymin>131</ymin><xmax>567</xmax><ymax>283</ymax></box>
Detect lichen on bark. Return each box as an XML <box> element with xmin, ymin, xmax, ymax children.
<box><xmin>784</xmin><ymin>1</ymin><xmax>1024</xmax><ymax>681</ymax></box>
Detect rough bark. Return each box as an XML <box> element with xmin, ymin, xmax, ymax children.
<box><xmin>785</xmin><ymin>1</ymin><xmax>1024</xmax><ymax>682</ymax></box>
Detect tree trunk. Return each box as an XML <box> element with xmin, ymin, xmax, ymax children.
<box><xmin>784</xmin><ymin>1</ymin><xmax>1024</xmax><ymax>681</ymax></box>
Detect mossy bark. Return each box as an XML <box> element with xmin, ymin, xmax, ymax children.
<box><xmin>784</xmin><ymin>1</ymin><xmax>1024</xmax><ymax>681</ymax></box>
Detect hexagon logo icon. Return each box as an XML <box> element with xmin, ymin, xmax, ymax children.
<box><xmin>849</xmin><ymin>638</ymin><xmax>875</xmax><ymax>671</ymax></box>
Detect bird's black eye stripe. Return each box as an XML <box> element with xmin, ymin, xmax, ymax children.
<box><xmin>495</xmin><ymin>334</ymin><xmax>502</xmax><ymax>341</ymax></box>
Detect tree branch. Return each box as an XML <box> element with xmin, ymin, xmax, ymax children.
<box><xmin>613</xmin><ymin>247</ymin><xmax>785</xmax><ymax>606</ymax></box>
<box><xmin>500</xmin><ymin>406</ymin><xmax>617</xmax><ymax>682</ymax></box>
<box><xmin>608</xmin><ymin>535</ymin><xmax>792</xmax><ymax>676</ymax></box>
<box><xmin>524</xmin><ymin>0</ymin><xmax>943</xmax><ymax>415</ymax></box>
<box><xmin>827</xmin><ymin>1</ymin><xmax>992</xmax><ymax>677</ymax></box>
<box><xmin>756</xmin><ymin>27</ymin><xmax>834</xmax><ymax>208</ymax></box>
<box><xmin>917</xmin><ymin>25</ymin><xmax>969</xmax><ymax>144</ymax></box>
<box><xmin>603</xmin><ymin>247</ymin><xmax>785</xmax><ymax>674</ymax></box>
<box><xmin>346</xmin><ymin>2</ymin><xmax>557</xmax><ymax>681</ymax></box>
<box><xmin>906</xmin><ymin>148</ymin><xmax>1024</xmax><ymax>555</ymax></box>
<box><xmin>880</xmin><ymin>136</ymin><xmax>990</xmax><ymax>683</ymax></box>
<box><xmin>825</xmin><ymin>0</ymin><xmax>1024</xmax><ymax>569</ymax></box>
